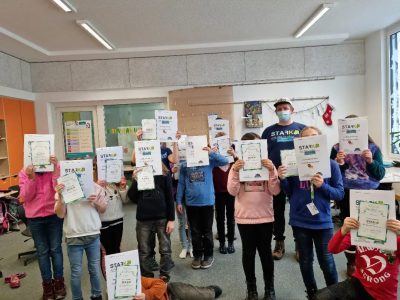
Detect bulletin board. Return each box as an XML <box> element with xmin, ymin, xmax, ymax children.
<box><xmin>168</xmin><ymin>86</ymin><xmax>235</xmax><ymax>138</ymax></box>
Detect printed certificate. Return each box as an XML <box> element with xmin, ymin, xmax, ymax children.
<box><xmin>96</xmin><ymin>146</ymin><xmax>123</xmax><ymax>181</ymax></box>
<box><xmin>209</xmin><ymin>119</ymin><xmax>229</xmax><ymax>144</ymax></box>
<box><xmin>114</xmin><ymin>265</ymin><xmax>140</xmax><ymax>298</ymax></box>
<box><xmin>212</xmin><ymin>136</ymin><xmax>234</xmax><ymax>163</ymax></box>
<box><xmin>350</xmin><ymin>189</ymin><xmax>397</xmax><ymax>251</ymax></box>
<box><xmin>294</xmin><ymin>135</ymin><xmax>331</xmax><ymax>181</ymax></box>
<box><xmin>186</xmin><ymin>135</ymin><xmax>209</xmax><ymax>167</ymax></box>
<box><xmin>237</xmin><ymin>140</ymin><xmax>269</xmax><ymax>182</ymax></box>
<box><xmin>135</xmin><ymin>140</ymin><xmax>162</xmax><ymax>175</ymax></box>
<box><xmin>106</xmin><ymin>159</ymin><xmax>123</xmax><ymax>183</ymax></box>
<box><xmin>155</xmin><ymin>110</ymin><xmax>178</xmax><ymax>142</ymax></box>
<box><xmin>57</xmin><ymin>172</ymin><xmax>85</xmax><ymax>203</ymax></box>
<box><xmin>59</xmin><ymin>159</ymin><xmax>94</xmax><ymax>198</ymax></box>
<box><xmin>137</xmin><ymin>166</ymin><xmax>155</xmax><ymax>191</ymax></box>
<box><xmin>280</xmin><ymin>149</ymin><xmax>298</xmax><ymax>177</ymax></box>
<box><xmin>338</xmin><ymin>117</ymin><xmax>368</xmax><ymax>154</ymax></box>
<box><xmin>24</xmin><ymin>134</ymin><xmax>55</xmax><ymax>172</ymax></box>
<box><xmin>105</xmin><ymin>250</ymin><xmax>141</xmax><ymax>300</ymax></box>
<box><xmin>141</xmin><ymin>119</ymin><xmax>157</xmax><ymax>140</ymax></box>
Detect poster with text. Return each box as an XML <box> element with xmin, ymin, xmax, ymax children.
<box><xmin>105</xmin><ymin>250</ymin><xmax>141</xmax><ymax>300</ymax></box>
<box><xmin>59</xmin><ymin>159</ymin><xmax>94</xmax><ymax>198</ymax></box>
<box><xmin>236</xmin><ymin>140</ymin><xmax>269</xmax><ymax>182</ymax></box>
<box><xmin>294</xmin><ymin>135</ymin><xmax>331</xmax><ymax>181</ymax></box>
<box><xmin>338</xmin><ymin>117</ymin><xmax>368</xmax><ymax>154</ymax></box>
<box><xmin>135</xmin><ymin>140</ymin><xmax>162</xmax><ymax>175</ymax></box>
<box><xmin>64</xmin><ymin>120</ymin><xmax>94</xmax><ymax>158</ymax></box>
<box><xmin>96</xmin><ymin>146</ymin><xmax>123</xmax><ymax>181</ymax></box>
<box><xmin>350</xmin><ymin>189</ymin><xmax>397</xmax><ymax>251</ymax></box>
<box><xmin>24</xmin><ymin>134</ymin><xmax>55</xmax><ymax>172</ymax></box>
<box><xmin>155</xmin><ymin>110</ymin><xmax>178</xmax><ymax>142</ymax></box>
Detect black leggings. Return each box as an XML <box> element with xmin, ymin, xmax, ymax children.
<box><xmin>237</xmin><ymin>222</ymin><xmax>274</xmax><ymax>284</ymax></box>
<box><xmin>100</xmin><ymin>221</ymin><xmax>123</xmax><ymax>255</ymax></box>
<box><xmin>215</xmin><ymin>192</ymin><xmax>235</xmax><ymax>244</ymax></box>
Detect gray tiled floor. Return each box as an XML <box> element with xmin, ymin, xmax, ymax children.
<box><xmin>0</xmin><ymin>202</ymin><xmax>388</xmax><ymax>300</ymax></box>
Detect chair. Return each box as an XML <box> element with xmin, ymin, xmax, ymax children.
<box><xmin>16</xmin><ymin>206</ymin><xmax>37</xmax><ymax>266</ymax></box>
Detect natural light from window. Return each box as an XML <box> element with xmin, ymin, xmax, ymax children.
<box><xmin>389</xmin><ymin>31</ymin><xmax>400</xmax><ymax>155</ymax></box>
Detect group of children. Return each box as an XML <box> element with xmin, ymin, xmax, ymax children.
<box><xmin>18</xmin><ymin>97</ymin><xmax>400</xmax><ymax>300</ymax></box>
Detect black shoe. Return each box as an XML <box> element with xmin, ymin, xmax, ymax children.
<box><xmin>208</xmin><ymin>285</ymin><xmax>222</xmax><ymax>298</ymax></box>
<box><xmin>227</xmin><ymin>242</ymin><xmax>235</xmax><ymax>254</ymax></box>
<box><xmin>90</xmin><ymin>296</ymin><xmax>102</xmax><ymax>300</ymax></box>
<box><xmin>306</xmin><ymin>289</ymin><xmax>316</xmax><ymax>300</ymax></box>
<box><xmin>219</xmin><ymin>244</ymin><xmax>227</xmax><ymax>254</ymax></box>
<box><xmin>246</xmin><ymin>280</ymin><xmax>258</xmax><ymax>300</ymax></box>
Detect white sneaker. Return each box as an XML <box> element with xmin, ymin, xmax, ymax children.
<box><xmin>179</xmin><ymin>248</ymin><xmax>188</xmax><ymax>259</ymax></box>
<box><xmin>189</xmin><ymin>249</ymin><xmax>194</xmax><ymax>258</ymax></box>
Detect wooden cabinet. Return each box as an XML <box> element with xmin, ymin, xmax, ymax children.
<box><xmin>0</xmin><ymin>97</ymin><xmax>36</xmax><ymax>188</ymax></box>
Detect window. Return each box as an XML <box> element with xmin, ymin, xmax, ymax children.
<box><xmin>389</xmin><ymin>30</ymin><xmax>400</xmax><ymax>155</ymax></box>
<box><xmin>103</xmin><ymin>102</ymin><xmax>165</xmax><ymax>162</ymax></box>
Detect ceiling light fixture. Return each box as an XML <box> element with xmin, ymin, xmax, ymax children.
<box><xmin>294</xmin><ymin>3</ymin><xmax>335</xmax><ymax>38</ymax></box>
<box><xmin>76</xmin><ymin>20</ymin><xmax>115</xmax><ymax>50</ymax></box>
<box><xmin>51</xmin><ymin>0</ymin><xmax>76</xmax><ymax>12</ymax></box>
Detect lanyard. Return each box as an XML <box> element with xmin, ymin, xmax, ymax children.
<box><xmin>310</xmin><ymin>182</ymin><xmax>314</xmax><ymax>202</ymax></box>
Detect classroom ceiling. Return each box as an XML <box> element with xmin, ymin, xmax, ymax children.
<box><xmin>1</xmin><ymin>0</ymin><xmax>400</xmax><ymax>62</ymax></box>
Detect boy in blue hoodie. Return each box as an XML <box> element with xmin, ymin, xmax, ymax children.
<box><xmin>176</xmin><ymin>147</ymin><xmax>228</xmax><ymax>270</ymax></box>
<box><xmin>278</xmin><ymin>126</ymin><xmax>344</xmax><ymax>300</ymax></box>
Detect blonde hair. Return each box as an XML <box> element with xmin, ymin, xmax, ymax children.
<box><xmin>300</xmin><ymin>126</ymin><xmax>322</xmax><ymax>137</ymax></box>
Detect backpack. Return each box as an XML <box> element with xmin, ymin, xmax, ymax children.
<box><xmin>0</xmin><ymin>200</ymin><xmax>8</xmax><ymax>234</ymax></box>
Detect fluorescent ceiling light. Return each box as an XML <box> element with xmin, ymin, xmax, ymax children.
<box><xmin>51</xmin><ymin>0</ymin><xmax>76</xmax><ymax>12</ymax></box>
<box><xmin>294</xmin><ymin>3</ymin><xmax>335</xmax><ymax>38</ymax></box>
<box><xmin>76</xmin><ymin>20</ymin><xmax>115</xmax><ymax>50</ymax></box>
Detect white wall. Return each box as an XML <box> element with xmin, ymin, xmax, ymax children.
<box><xmin>233</xmin><ymin>75</ymin><xmax>365</xmax><ymax>149</ymax></box>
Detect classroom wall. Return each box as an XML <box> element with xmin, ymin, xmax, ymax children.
<box><xmin>0</xmin><ymin>51</ymin><xmax>32</xmax><ymax>92</ymax></box>
<box><xmin>232</xmin><ymin>75</ymin><xmax>365</xmax><ymax>148</ymax></box>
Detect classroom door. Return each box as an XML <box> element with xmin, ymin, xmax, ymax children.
<box><xmin>55</xmin><ymin>107</ymin><xmax>99</xmax><ymax>160</ymax></box>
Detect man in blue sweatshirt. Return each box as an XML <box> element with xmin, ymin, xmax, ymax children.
<box><xmin>261</xmin><ymin>98</ymin><xmax>306</xmax><ymax>260</ymax></box>
<box><xmin>176</xmin><ymin>147</ymin><xmax>229</xmax><ymax>270</ymax></box>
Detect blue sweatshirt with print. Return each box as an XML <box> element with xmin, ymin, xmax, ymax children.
<box><xmin>261</xmin><ymin>122</ymin><xmax>306</xmax><ymax>167</ymax></box>
<box><xmin>281</xmin><ymin>159</ymin><xmax>344</xmax><ymax>230</ymax></box>
<box><xmin>176</xmin><ymin>152</ymin><xmax>229</xmax><ymax>206</ymax></box>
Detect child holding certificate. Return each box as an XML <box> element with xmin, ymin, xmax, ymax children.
<box><xmin>97</xmin><ymin>173</ymin><xmax>128</xmax><ymax>255</ymax></box>
<box><xmin>330</xmin><ymin>114</ymin><xmax>385</xmax><ymax>277</ymax></box>
<box><xmin>54</xmin><ymin>177</ymin><xmax>107</xmax><ymax>300</ymax></box>
<box><xmin>19</xmin><ymin>155</ymin><xmax>67</xmax><ymax>300</ymax></box>
<box><xmin>314</xmin><ymin>217</ymin><xmax>400</xmax><ymax>300</ymax></box>
<box><xmin>128</xmin><ymin>164</ymin><xmax>175</xmax><ymax>282</ymax></box>
<box><xmin>227</xmin><ymin>132</ymin><xmax>280</xmax><ymax>300</ymax></box>
<box><xmin>176</xmin><ymin>148</ymin><xmax>229</xmax><ymax>270</ymax></box>
<box><xmin>278</xmin><ymin>126</ymin><xmax>344</xmax><ymax>300</ymax></box>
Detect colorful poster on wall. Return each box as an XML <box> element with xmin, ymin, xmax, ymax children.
<box><xmin>64</xmin><ymin>120</ymin><xmax>94</xmax><ymax>159</ymax></box>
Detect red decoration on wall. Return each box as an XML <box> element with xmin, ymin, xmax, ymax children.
<box><xmin>322</xmin><ymin>103</ymin><xmax>333</xmax><ymax>126</ymax></box>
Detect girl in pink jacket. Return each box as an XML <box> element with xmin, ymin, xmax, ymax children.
<box><xmin>19</xmin><ymin>155</ymin><xmax>66</xmax><ymax>300</ymax></box>
<box><xmin>227</xmin><ymin>132</ymin><xmax>280</xmax><ymax>300</ymax></box>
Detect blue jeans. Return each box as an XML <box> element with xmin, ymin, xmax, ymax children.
<box><xmin>176</xmin><ymin>204</ymin><xmax>192</xmax><ymax>249</ymax></box>
<box><xmin>28</xmin><ymin>214</ymin><xmax>64</xmax><ymax>281</ymax></box>
<box><xmin>292</xmin><ymin>226</ymin><xmax>338</xmax><ymax>292</ymax></box>
<box><xmin>67</xmin><ymin>237</ymin><xmax>102</xmax><ymax>300</ymax></box>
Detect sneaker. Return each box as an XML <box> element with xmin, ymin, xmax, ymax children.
<box><xmin>42</xmin><ymin>280</ymin><xmax>55</xmax><ymax>300</ymax></box>
<box><xmin>179</xmin><ymin>248</ymin><xmax>188</xmax><ymax>259</ymax></box>
<box><xmin>160</xmin><ymin>274</ymin><xmax>170</xmax><ymax>283</ymax></box>
<box><xmin>189</xmin><ymin>249</ymin><xmax>194</xmax><ymax>258</ymax></box>
<box><xmin>201</xmin><ymin>256</ymin><xmax>214</xmax><ymax>269</ymax></box>
<box><xmin>148</xmin><ymin>256</ymin><xmax>160</xmax><ymax>271</ymax></box>
<box><xmin>272</xmin><ymin>240</ymin><xmax>285</xmax><ymax>260</ymax></box>
<box><xmin>227</xmin><ymin>242</ymin><xmax>235</xmax><ymax>254</ymax></box>
<box><xmin>208</xmin><ymin>285</ymin><xmax>222</xmax><ymax>298</ymax></box>
<box><xmin>219</xmin><ymin>244</ymin><xmax>227</xmax><ymax>254</ymax></box>
<box><xmin>191</xmin><ymin>257</ymin><xmax>202</xmax><ymax>269</ymax></box>
<box><xmin>53</xmin><ymin>277</ymin><xmax>67</xmax><ymax>299</ymax></box>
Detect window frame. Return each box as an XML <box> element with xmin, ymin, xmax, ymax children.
<box><xmin>387</xmin><ymin>23</ymin><xmax>400</xmax><ymax>159</ymax></box>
